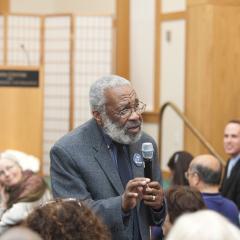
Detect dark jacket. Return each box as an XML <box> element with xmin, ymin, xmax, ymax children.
<box><xmin>220</xmin><ymin>158</ymin><xmax>240</xmax><ymax>210</ymax></box>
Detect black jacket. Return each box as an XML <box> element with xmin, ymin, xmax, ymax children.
<box><xmin>220</xmin><ymin>159</ymin><xmax>240</xmax><ymax>210</ymax></box>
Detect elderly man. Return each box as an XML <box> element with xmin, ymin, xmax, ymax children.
<box><xmin>50</xmin><ymin>75</ymin><xmax>165</xmax><ymax>240</ymax></box>
<box><xmin>186</xmin><ymin>154</ymin><xmax>239</xmax><ymax>226</ymax></box>
<box><xmin>221</xmin><ymin>120</ymin><xmax>240</xmax><ymax>210</ymax></box>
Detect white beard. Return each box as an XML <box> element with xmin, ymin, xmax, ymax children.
<box><xmin>101</xmin><ymin>113</ymin><xmax>142</xmax><ymax>144</ymax></box>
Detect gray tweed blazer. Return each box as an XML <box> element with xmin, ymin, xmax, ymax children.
<box><xmin>50</xmin><ymin>118</ymin><xmax>165</xmax><ymax>240</ymax></box>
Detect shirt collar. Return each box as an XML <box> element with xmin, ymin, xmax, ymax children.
<box><xmin>230</xmin><ymin>154</ymin><xmax>240</xmax><ymax>163</ymax></box>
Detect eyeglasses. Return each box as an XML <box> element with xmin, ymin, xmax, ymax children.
<box><xmin>184</xmin><ymin>170</ymin><xmax>198</xmax><ymax>180</ymax></box>
<box><xmin>40</xmin><ymin>198</ymin><xmax>82</xmax><ymax>208</ymax></box>
<box><xmin>117</xmin><ymin>101</ymin><xmax>146</xmax><ymax>119</ymax></box>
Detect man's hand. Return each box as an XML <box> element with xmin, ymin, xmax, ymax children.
<box><xmin>121</xmin><ymin>177</ymin><xmax>150</xmax><ymax>213</ymax></box>
<box><xmin>142</xmin><ymin>181</ymin><xmax>164</xmax><ymax>210</ymax></box>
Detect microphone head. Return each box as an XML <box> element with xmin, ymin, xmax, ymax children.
<box><xmin>141</xmin><ymin>142</ymin><xmax>154</xmax><ymax>160</ymax></box>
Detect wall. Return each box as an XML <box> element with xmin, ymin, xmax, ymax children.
<box><xmin>185</xmin><ymin>0</ymin><xmax>240</xmax><ymax>160</ymax></box>
<box><xmin>10</xmin><ymin>0</ymin><xmax>115</xmax><ymax>14</ymax></box>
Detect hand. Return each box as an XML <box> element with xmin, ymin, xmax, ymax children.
<box><xmin>121</xmin><ymin>177</ymin><xmax>150</xmax><ymax>213</ymax></box>
<box><xmin>142</xmin><ymin>181</ymin><xmax>164</xmax><ymax>210</ymax></box>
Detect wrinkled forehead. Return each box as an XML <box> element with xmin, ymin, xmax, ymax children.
<box><xmin>104</xmin><ymin>85</ymin><xmax>138</xmax><ymax>107</ymax></box>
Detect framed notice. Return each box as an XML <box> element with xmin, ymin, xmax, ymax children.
<box><xmin>0</xmin><ymin>69</ymin><xmax>39</xmax><ymax>87</ymax></box>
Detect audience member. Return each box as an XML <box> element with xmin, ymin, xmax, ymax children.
<box><xmin>221</xmin><ymin>120</ymin><xmax>240</xmax><ymax>209</ymax></box>
<box><xmin>151</xmin><ymin>151</ymin><xmax>193</xmax><ymax>240</ymax></box>
<box><xmin>24</xmin><ymin>198</ymin><xmax>110</xmax><ymax>240</ymax></box>
<box><xmin>50</xmin><ymin>75</ymin><xmax>165</xmax><ymax>239</ymax></box>
<box><xmin>163</xmin><ymin>185</ymin><xmax>205</xmax><ymax>237</ymax></box>
<box><xmin>186</xmin><ymin>154</ymin><xmax>239</xmax><ymax>226</ymax></box>
<box><xmin>0</xmin><ymin>226</ymin><xmax>42</xmax><ymax>240</ymax></box>
<box><xmin>166</xmin><ymin>210</ymin><xmax>240</xmax><ymax>240</ymax></box>
<box><xmin>1</xmin><ymin>150</ymin><xmax>40</xmax><ymax>173</ymax></box>
<box><xmin>167</xmin><ymin>151</ymin><xmax>193</xmax><ymax>186</ymax></box>
<box><xmin>0</xmin><ymin>155</ymin><xmax>51</xmax><ymax>234</ymax></box>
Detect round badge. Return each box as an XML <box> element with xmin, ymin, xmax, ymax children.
<box><xmin>133</xmin><ymin>153</ymin><xmax>143</xmax><ymax>167</ymax></box>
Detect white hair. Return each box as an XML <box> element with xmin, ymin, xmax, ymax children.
<box><xmin>166</xmin><ymin>210</ymin><xmax>240</xmax><ymax>240</ymax></box>
<box><xmin>89</xmin><ymin>75</ymin><xmax>130</xmax><ymax>112</ymax></box>
<box><xmin>0</xmin><ymin>150</ymin><xmax>40</xmax><ymax>172</ymax></box>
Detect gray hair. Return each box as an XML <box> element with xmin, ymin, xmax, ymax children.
<box><xmin>89</xmin><ymin>75</ymin><xmax>131</xmax><ymax>112</ymax></box>
<box><xmin>166</xmin><ymin>210</ymin><xmax>240</xmax><ymax>240</ymax></box>
<box><xmin>190</xmin><ymin>163</ymin><xmax>222</xmax><ymax>185</ymax></box>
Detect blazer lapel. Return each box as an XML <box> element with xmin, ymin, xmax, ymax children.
<box><xmin>129</xmin><ymin>142</ymin><xmax>144</xmax><ymax>178</ymax></box>
<box><xmin>93</xmin><ymin>138</ymin><xmax>124</xmax><ymax>195</ymax></box>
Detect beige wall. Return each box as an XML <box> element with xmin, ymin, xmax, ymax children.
<box><xmin>10</xmin><ymin>0</ymin><xmax>115</xmax><ymax>14</ymax></box>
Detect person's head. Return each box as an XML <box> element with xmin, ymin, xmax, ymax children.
<box><xmin>166</xmin><ymin>210</ymin><xmax>240</xmax><ymax>240</ymax></box>
<box><xmin>24</xmin><ymin>198</ymin><xmax>110</xmax><ymax>240</ymax></box>
<box><xmin>0</xmin><ymin>226</ymin><xmax>42</xmax><ymax>240</ymax></box>
<box><xmin>89</xmin><ymin>75</ymin><xmax>146</xmax><ymax>144</ymax></box>
<box><xmin>186</xmin><ymin>154</ymin><xmax>222</xmax><ymax>191</ymax></box>
<box><xmin>167</xmin><ymin>151</ymin><xmax>194</xmax><ymax>186</ymax></box>
<box><xmin>224</xmin><ymin>120</ymin><xmax>240</xmax><ymax>158</ymax></box>
<box><xmin>163</xmin><ymin>185</ymin><xmax>205</xmax><ymax>236</ymax></box>
<box><xmin>0</xmin><ymin>155</ymin><xmax>23</xmax><ymax>187</ymax></box>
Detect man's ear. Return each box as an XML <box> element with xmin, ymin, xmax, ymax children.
<box><xmin>92</xmin><ymin>111</ymin><xmax>103</xmax><ymax>126</ymax></box>
<box><xmin>193</xmin><ymin>173</ymin><xmax>201</xmax><ymax>186</ymax></box>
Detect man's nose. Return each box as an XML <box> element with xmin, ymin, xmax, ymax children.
<box><xmin>128</xmin><ymin>110</ymin><xmax>140</xmax><ymax>120</ymax></box>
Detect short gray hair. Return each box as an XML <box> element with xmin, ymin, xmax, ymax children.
<box><xmin>89</xmin><ymin>75</ymin><xmax>130</xmax><ymax>112</ymax></box>
<box><xmin>166</xmin><ymin>210</ymin><xmax>240</xmax><ymax>240</ymax></box>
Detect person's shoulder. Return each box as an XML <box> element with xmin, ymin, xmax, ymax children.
<box><xmin>139</xmin><ymin>131</ymin><xmax>157</xmax><ymax>144</ymax></box>
<box><xmin>53</xmin><ymin>118</ymin><xmax>98</xmax><ymax>147</ymax></box>
<box><xmin>222</xmin><ymin>196</ymin><xmax>239</xmax><ymax>210</ymax></box>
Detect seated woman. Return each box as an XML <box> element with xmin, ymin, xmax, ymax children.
<box><xmin>163</xmin><ymin>185</ymin><xmax>206</xmax><ymax>237</ymax></box>
<box><xmin>167</xmin><ymin>151</ymin><xmax>194</xmax><ymax>186</ymax></box>
<box><xmin>0</xmin><ymin>155</ymin><xmax>51</xmax><ymax>234</ymax></box>
<box><xmin>23</xmin><ymin>198</ymin><xmax>111</xmax><ymax>240</ymax></box>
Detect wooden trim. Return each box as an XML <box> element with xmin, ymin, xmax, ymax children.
<box><xmin>115</xmin><ymin>0</ymin><xmax>129</xmax><ymax>78</ymax></box>
<box><xmin>184</xmin><ymin>8</ymin><xmax>190</xmax><ymax>150</ymax></box>
<box><xmin>44</xmin><ymin>13</ymin><xmax>73</xmax><ymax>17</ymax></box>
<box><xmin>188</xmin><ymin>0</ymin><xmax>240</xmax><ymax>6</ymax></box>
<box><xmin>3</xmin><ymin>14</ymin><xmax>7</xmax><ymax>64</ymax></box>
<box><xmin>159</xmin><ymin>12</ymin><xmax>187</xmax><ymax>21</ymax></box>
<box><xmin>8</xmin><ymin>13</ymin><xmax>42</xmax><ymax>17</ymax></box>
<box><xmin>111</xmin><ymin>17</ymin><xmax>117</xmax><ymax>73</ymax></box>
<box><xmin>142</xmin><ymin>111</ymin><xmax>159</xmax><ymax>123</ymax></box>
<box><xmin>40</xmin><ymin>16</ymin><xmax>45</xmax><ymax>175</ymax></box>
<box><xmin>39</xmin><ymin>65</ymin><xmax>44</xmax><ymax>174</ymax></box>
<box><xmin>0</xmin><ymin>65</ymin><xmax>40</xmax><ymax>70</ymax></box>
<box><xmin>0</xmin><ymin>0</ymin><xmax>9</xmax><ymax>14</ymax></box>
<box><xmin>75</xmin><ymin>13</ymin><xmax>114</xmax><ymax>17</ymax></box>
<box><xmin>40</xmin><ymin>16</ymin><xmax>44</xmax><ymax>67</ymax></box>
<box><xmin>69</xmin><ymin>14</ymin><xmax>75</xmax><ymax>131</ymax></box>
<box><xmin>154</xmin><ymin>0</ymin><xmax>161</xmax><ymax>111</ymax></box>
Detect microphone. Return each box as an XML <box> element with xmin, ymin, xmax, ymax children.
<box><xmin>20</xmin><ymin>44</ymin><xmax>30</xmax><ymax>65</ymax></box>
<box><xmin>142</xmin><ymin>142</ymin><xmax>154</xmax><ymax>180</ymax></box>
